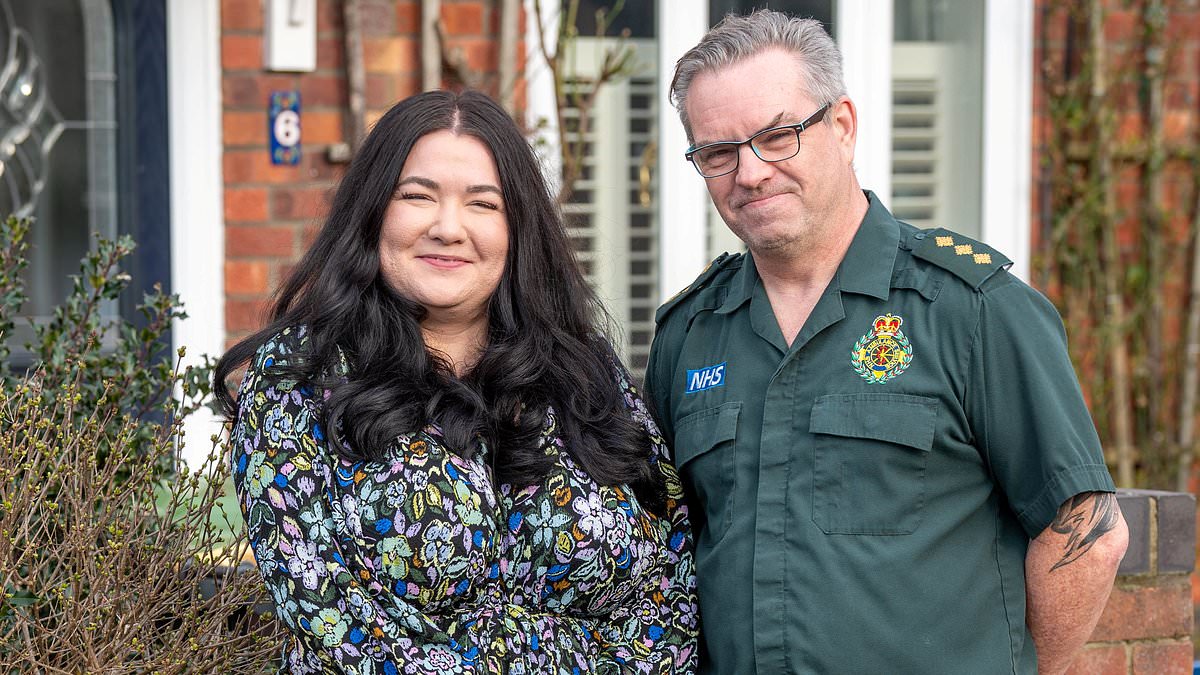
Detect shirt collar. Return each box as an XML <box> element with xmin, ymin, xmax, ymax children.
<box><xmin>715</xmin><ymin>190</ymin><xmax>898</xmax><ymax>313</ymax></box>
<box><xmin>714</xmin><ymin>251</ymin><xmax>757</xmax><ymax>315</ymax></box>
<box><xmin>838</xmin><ymin>190</ymin><xmax>899</xmax><ymax>300</ymax></box>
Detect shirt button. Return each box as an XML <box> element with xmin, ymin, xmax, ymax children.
<box><xmin>913</xmin><ymin>232</ymin><xmax>926</xmax><ymax>240</ymax></box>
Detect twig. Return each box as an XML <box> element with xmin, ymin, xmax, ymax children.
<box><xmin>1089</xmin><ymin>0</ymin><xmax>1135</xmax><ymax>486</ymax></box>
<box><xmin>1141</xmin><ymin>0</ymin><xmax>1167</xmax><ymax>466</ymax></box>
<box><xmin>343</xmin><ymin>0</ymin><xmax>367</xmax><ymax>149</ymax></box>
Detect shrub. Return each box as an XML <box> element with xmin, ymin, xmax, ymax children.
<box><xmin>0</xmin><ymin>216</ymin><xmax>282</xmax><ymax>671</ymax></box>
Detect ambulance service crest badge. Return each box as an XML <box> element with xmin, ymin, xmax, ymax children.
<box><xmin>851</xmin><ymin>313</ymin><xmax>913</xmax><ymax>384</ymax></box>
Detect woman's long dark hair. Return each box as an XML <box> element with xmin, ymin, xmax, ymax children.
<box><xmin>214</xmin><ymin>90</ymin><xmax>662</xmax><ymax>512</ymax></box>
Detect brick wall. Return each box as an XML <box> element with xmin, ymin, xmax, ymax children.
<box><xmin>1032</xmin><ymin>0</ymin><xmax>1199</xmax><ymax>256</ymax></box>
<box><xmin>220</xmin><ymin>0</ymin><xmax>518</xmax><ymax>345</ymax></box>
<box><xmin>1068</xmin><ymin>490</ymin><xmax>1196</xmax><ymax>675</ymax></box>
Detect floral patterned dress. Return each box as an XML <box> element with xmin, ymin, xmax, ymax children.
<box><xmin>231</xmin><ymin>327</ymin><xmax>698</xmax><ymax>674</ymax></box>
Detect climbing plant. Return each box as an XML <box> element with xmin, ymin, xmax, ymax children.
<box><xmin>1036</xmin><ymin>0</ymin><xmax>1200</xmax><ymax>490</ymax></box>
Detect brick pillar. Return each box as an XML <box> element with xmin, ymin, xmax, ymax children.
<box><xmin>1069</xmin><ymin>490</ymin><xmax>1196</xmax><ymax>675</ymax></box>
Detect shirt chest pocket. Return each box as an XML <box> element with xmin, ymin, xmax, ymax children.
<box><xmin>674</xmin><ymin>402</ymin><xmax>741</xmax><ymax>544</ymax></box>
<box><xmin>809</xmin><ymin>393</ymin><xmax>938</xmax><ymax>535</ymax></box>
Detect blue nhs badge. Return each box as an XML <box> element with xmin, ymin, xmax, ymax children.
<box><xmin>685</xmin><ymin>362</ymin><xmax>726</xmax><ymax>394</ymax></box>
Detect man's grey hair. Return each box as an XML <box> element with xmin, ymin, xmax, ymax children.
<box><xmin>670</xmin><ymin>9</ymin><xmax>848</xmax><ymax>142</ymax></box>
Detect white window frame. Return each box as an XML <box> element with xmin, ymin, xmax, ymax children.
<box><xmin>656</xmin><ymin>0</ymin><xmax>709</xmax><ymax>298</ymax></box>
<box><xmin>981</xmin><ymin>0</ymin><xmax>1032</xmax><ymax>280</ymax></box>
<box><xmin>167</xmin><ymin>0</ymin><xmax>224</xmax><ymax>468</ymax></box>
<box><xmin>838</xmin><ymin>0</ymin><xmax>894</xmax><ymax>210</ymax></box>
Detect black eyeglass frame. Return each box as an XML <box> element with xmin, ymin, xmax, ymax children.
<box><xmin>684</xmin><ymin>102</ymin><xmax>833</xmax><ymax>178</ymax></box>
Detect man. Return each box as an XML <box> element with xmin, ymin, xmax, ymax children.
<box><xmin>646</xmin><ymin>10</ymin><xmax>1128</xmax><ymax>674</ymax></box>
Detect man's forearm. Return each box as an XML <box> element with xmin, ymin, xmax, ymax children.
<box><xmin>1025</xmin><ymin>492</ymin><xmax>1128</xmax><ymax>675</ymax></box>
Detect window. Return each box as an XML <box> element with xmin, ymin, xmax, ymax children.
<box><xmin>561</xmin><ymin>37</ymin><xmax>660</xmax><ymax>372</ymax></box>
<box><xmin>1</xmin><ymin>0</ymin><xmax>117</xmax><ymax>325</ymax></box>
<box><xmin>1</xmin><ymin>0</ymin><xmax>170</xmax><ymax>362</ymax></box>
<box><xmin>891</xmin><ymin>0</ymin><xmax>984</xmax><ymax>235</ymax></box>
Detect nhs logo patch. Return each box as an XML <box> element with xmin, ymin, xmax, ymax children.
<box><xmin>686</xmin><ymin>362</ymin><xmax>726</xmax><ymax>394</ymax></box>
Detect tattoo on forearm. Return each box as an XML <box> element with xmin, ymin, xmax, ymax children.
<box><xmin>1048</xmin><ymin>492</ymin><xmax>1120</xmax><ymax>572</ymax></box>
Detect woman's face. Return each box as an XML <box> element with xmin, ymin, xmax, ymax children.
<box><xmin>378</xmin><ymin>130</ymin><xmax>509</xmax><ymax>323</ymax></box>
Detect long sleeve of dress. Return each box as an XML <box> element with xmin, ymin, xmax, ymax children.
<box><xmin>231</xmin><ymin>334</ymin><xmax>473</xmax><ymax>675</ymax></box>
<box><xmin>591</xmin><ymin>369</ymin><xmax>699</xmax><ymax>674</ymax></box>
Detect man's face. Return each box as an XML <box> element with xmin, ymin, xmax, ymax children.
<box><xmin>685</xmin><ymin>49</ymin><xmax>857</xmax><ymax>258</ymax></box>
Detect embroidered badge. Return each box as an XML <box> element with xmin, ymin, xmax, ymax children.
<box><xmin>685</xmin><ymin>362</ymin><xmax>726</xmax><ymax>394</ymax></box>
<box><xmin>851</xmin><ymin>314</ymin><xmax>913</xmax><ymax>384</ymax></box>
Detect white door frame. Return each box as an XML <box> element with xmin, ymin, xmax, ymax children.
<box><xmin>167</xmin><ymin>0</ymin><xmax>224</xmax><ymax>468</ymax></box>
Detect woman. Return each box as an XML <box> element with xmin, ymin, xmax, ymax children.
<box><xmin>214</xmin><ymin>90</ymin><xmax>698</xmax><ymax>674</ymax></box>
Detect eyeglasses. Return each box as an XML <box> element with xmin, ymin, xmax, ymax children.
<box><xmin>684</xmin><ymin>102</ymin><xmax>832</xmax><ymax>178</ymax></box>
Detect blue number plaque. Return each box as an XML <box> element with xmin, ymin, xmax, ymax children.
<box><xmin>269</xmin><ymin>90</ymin><xmax>301</xmax><ymax>166</ymax></box>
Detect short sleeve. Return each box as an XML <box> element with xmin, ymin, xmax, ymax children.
<box><xmin>965</xmin><ymin>278</ymin><xmax>1116</xmax><ymax>539</ymax></box>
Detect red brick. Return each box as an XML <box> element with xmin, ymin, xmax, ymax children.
<box><xmin>226</xmin><ymin>298</ymin><xmax>271</xmax><ymax>333</ymax></box>
<box><xmin>1104</xmin><ymin>9</ymin><xmax>1138</xmax><ymax>44</ymax></box>
<box><xmin>302</xmin><ymin>223</ymin><xmax>323</xmax><ymax>249</ymax></box>
<box><xmin>1066</xmin><ymin>644</ymin><xmax>1126</xmax><ymax>675</ymax></box>
<box><xmin>317</xmin><ymin>0</ymin><xmax>344</xmax><ymax>32</ymax></box>
<box><xmin>1115</xmin><ymin>166</ymin><xmax>1140</xmax><ymax>207</ymax></box>
<box><xmin>396</xmin><ymin>2</ymin><xmax>419</xmax><ymax>34</ymax></box>
<box><xmin>359</xmin><ymin>0</ymin><xmax>396</xmax><ymax>36</ymax></box>
<box><xmin>222</xmin><ymin>0</ymin><xmax>263</xmax><ymax>31</ymax></box>
<box><xmin>224</xmin><ymin>187</ymin><xmax>269</xmax><ymax>223</ymax></box>
<box><xmin>1164</xmin><ymin>110</ymin><xmax>1192</xmax><ymax>144</ymax></box>
<box><xmin>443</xmin><ymin>3</ymin><xmax>485</xmax><ymax>35</ymax></box>
<box><xmin>460</xmin><ymin>38</ymin><xmax>497</xmax><ymax>72</ymax></box>
<box><xmin>1091</xmin><ymin>580</ymin><xmax>1193</xmax><ymax>642</ymax></box>
<box><xmin>317</xmin><ymin>37</ymin><xmax>345</xmax><ymax>70</ymax></box>
<box><xmin>1160</xmin><ymin>167</ymin><xmax>1188</xmax><ymax>214</ymax></box>
<box><xmin>224</xmin><ymin>111</ymin><xmax>265</xmax><ymax>146</ymax></box>
<box><xmin>366</xmin><ymin>74</ymin><xmax>398</xmax><ymax>108</ymax></box>
<box><xmin>222</xmin><ymin>35</ymin><xmax>262</xmax><ymax>71</ymax></box>
<box><xmin>223</xmin><ymin>150</ymin><xmax>257</xmax><ymax>184</ymax></box>
<box><xmin>226</xmin><ymin>225</ymin><xmax>295</xmax><ymax>257</ymax></box>
<box><xmin>1165</xmin><ymin>10</ymin><xmax>1200</xmax><ymax>43</ymax></box>
<box><xmin>1115</xmin><ymin>112</ymin><xmax>1144</xmax><ymax>145</ymax></box>
<box><xmin>1037</xmin><ymin>7</ymin><xmax>1071</xmax><ymax>48</ymax></box>
<box><xmin>1165</xmin><ymin>81</ymin><xmax>1198</xmax><ymax>109</ymax></box>
<box><xmin>364</xmin><ymin>37</ymin><xmax>418</xmax><ymax>74</ymax></box>
<box><xmin>303</xmin><ymin>152</ymin><xmax>343</xmax><ymax>182</ymax></box>
<box><xmin>1110</xmin><ymin>81</ymin><xmax>1138</xmax><ymax>110</ymax></box>
<box><xmin>278</xmin><ymin>263</ymin><xmax>298</xmax><ymax>285</ymax></box>
<box><xmin>1132</xmin><ymin>641</ymin><xmax>1192</xmax><ymax>675</ymax></box>
<box><xmin>224</xmin><ymin>150</ymin><xmax>308</xmax><ymax>185</ymax></box>
<box><xmin>512</xmin><ymin>79</ymin><xmax>527</xmax><ymax>116</ymax></box>
<box><xmin>223</xmin><ymin>74</ymin><xmax>296</xmax><ymax>109</ymax></box>
<box><xmin>272</xmin><ymin>187</ymin><xmax>330</xmax><ymax>221</ymax></box>
<box><xmin>225</xmin><ymin>260</ymin><xmax>270</xmax><ymax>295</ymax></box>
<box><xmin>300</xmin><ymin>74</ymin><xmax>348</xmax><ymax>108</ymax></box>
<box><xmin>395</xmin><ymin>73</ymin><xmax>421</xmax><ymax>100</ymax></box>
<box><xmin>302</xmin><ymin>110</ymin><xmax>345</xmax><ymax>144</ymax></box>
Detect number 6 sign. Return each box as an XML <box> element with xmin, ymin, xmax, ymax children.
<box><xmin>269</xmin><ymin>91</ymin><xmax>301</xmax><ymax>166</ymax></box>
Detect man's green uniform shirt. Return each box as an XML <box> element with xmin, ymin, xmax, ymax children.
<box><xmin>646</xmin><ymin>193</ymin><xmax>1115</xmax><ymax>674</ymax></box>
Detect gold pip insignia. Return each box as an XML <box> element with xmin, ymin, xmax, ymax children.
<box><xmin>851</xmin><ymin>314</ymin><xmax>913</xmax><ymax>384</ymax></box>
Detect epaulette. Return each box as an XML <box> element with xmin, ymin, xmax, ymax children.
<box><xmin>654</xmin><ymin>252</ymin><xmax>741</xmax><ymax>325</ymax></box>
<box><xmin>910</xmin><ymin>228</ymin><xmax>1012</xmax><ymax>290</ymax></box>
